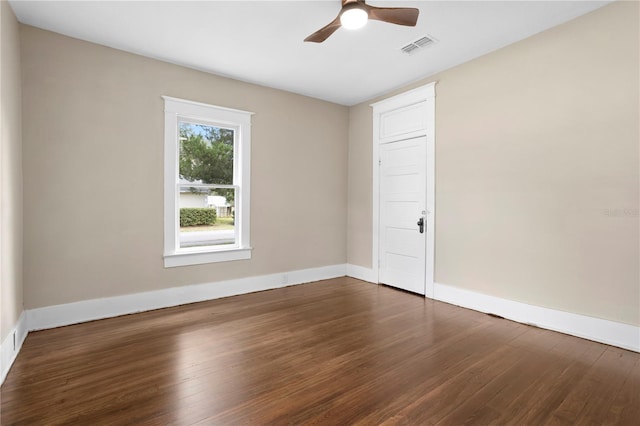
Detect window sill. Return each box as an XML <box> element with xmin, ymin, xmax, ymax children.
<box><xmin>164</xmin><ymin>247</ymin><xmax>252</xmax><ymax>268</ymax></box>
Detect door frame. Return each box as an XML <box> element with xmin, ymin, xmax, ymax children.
<box><xmin>371</xmin><ymin>82</ymin><xmax>436</xmax><ymax>298</ymax></box>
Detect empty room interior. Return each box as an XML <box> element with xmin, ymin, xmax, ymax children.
<box><xmin>1</xmin><ymin>0</ymin><xmax>639</xmax><ymax>424</ymax></box>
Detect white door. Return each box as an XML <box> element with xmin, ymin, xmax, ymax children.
<box><xmin>379</xmin><ymin>136</ymin><xmax>427</xmax><ymax>295</ymax></box>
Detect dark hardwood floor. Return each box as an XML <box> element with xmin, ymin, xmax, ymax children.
<box><xmin>1</xmin><ymin>277</ymin><xmax>638</xmax><ymax>425</ymax></box>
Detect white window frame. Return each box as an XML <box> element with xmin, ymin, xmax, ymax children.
<box><xmin>163</xmin><ymin>96</ymin><xmax>253</xmax><ymax>268</ymax></box>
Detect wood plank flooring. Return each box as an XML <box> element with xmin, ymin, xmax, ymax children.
<box><xmin>1</xmin><ymin>277</ymin><xmax>639</xmax><ymax>425</ymax></box>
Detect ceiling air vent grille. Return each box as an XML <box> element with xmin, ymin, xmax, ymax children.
<box><xmin>400</xmin><ymin>35</ymin><xmax>436</xmax><ymax>55</ymax></box>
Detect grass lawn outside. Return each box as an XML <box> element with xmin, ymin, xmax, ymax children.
<box><xmin>180</xmin><ymin>216</ymin><xmax>234</xmax><ymax>232</ymax></box>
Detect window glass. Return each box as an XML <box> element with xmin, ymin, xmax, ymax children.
<box><xmin>178</xmin><ymin>122</ymin><xmax>236</xmax><ymax>249</ymax></box>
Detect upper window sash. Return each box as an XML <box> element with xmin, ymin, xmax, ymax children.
<box><xmin>178</xmin><ymin>118</ymin><xmax>238</xmax><ymax>185</ymax></box>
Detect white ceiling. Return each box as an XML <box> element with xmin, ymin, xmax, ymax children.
<box><xmin>10</xmin><ymin>0</ymin><xmax>611</xmax><ymax>106</ymax></box>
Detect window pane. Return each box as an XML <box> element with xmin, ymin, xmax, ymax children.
<box><xmin>179</xmin><ymin>187</ymin><xmax>236</xmax><ymax>249</ymax></box>
<box><xmin>179</xmin><ymin>121</ymin><xmax>234</xmax><ymax>185</ymax></box>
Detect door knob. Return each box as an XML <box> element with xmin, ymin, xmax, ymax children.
<box><xmin>417</xmin><ymin>217</ymin><xmax>424</xmax><ymax>234</ymax></box>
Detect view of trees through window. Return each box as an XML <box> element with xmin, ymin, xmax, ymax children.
<box><xmin>178</xmin><ymin>121</ymin><xmax>236</xmax><ymax>248</ymax></box>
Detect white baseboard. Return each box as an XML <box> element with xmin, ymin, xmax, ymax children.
<box><xmin>1</xmin><ymin>311</ymin><xmax>28</xmax><ymax>385</ymax></box>
<box><xmin>1</xmin><ymin>264</ymin><xmax>346</xmax><ymax>385</ymax></box>
<box><xmin>27</xmin><ymin>264</ymin><xmax>347</xmax><ymax>332</ymax></box>
<box><xmin>9</xmin><ymin>269</ymin><xmax>636</xmax><ymax>387</ymax></box>
<box><xmin>434</xmin><ymin>282</ymin><xmax>639</xmax><ymax>353</ymax></box>
<box><xmin>346</xmin><ymin>264</ymin><xmax>377</xmax><ymax>283</ymax></box>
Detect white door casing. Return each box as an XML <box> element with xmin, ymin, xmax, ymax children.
<box><xmin>371</xmin><ymin>82</ymin><xmax>436</xmax><ymax>298</ymax></box>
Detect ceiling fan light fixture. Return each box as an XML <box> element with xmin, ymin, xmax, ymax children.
<box><xmin>340</xmin><ymin>7</ymin><xmax>368</xmax><ymax>30</ymax></box>
<box><xmin>304</xmin><ymin>0</ymin><xmax>418</xmax><ymax>43</ymax></box>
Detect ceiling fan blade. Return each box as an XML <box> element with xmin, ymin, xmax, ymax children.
<box><xmin>304</xmin><ymin>16</ymin><xmax>342</xmax><ymax>43</ymax></box>
<box><xmin>364</xmin><ymin>6</ymin><xmax>419</xmax><ymax>27</ymax></box>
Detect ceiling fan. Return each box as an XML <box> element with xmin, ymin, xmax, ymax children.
<box><xmin>304</xmin><ymin>0</ymin><xmax>419</xmax><ymax>43</ymax></box>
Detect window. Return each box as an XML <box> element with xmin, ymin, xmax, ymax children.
<box><xmin>163</xmin><ymin>96</ymin><xmax>252</xmax><ymax>267</ymax></box>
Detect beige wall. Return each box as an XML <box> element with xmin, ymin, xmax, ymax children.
<box><xmin>21</xmin><ymin>26</ymin><xmax>348</xmax><ymax>309</ymax></box>
<box><xmin>346</xmin><ymin>103</ymin><xmax>373</xmax><ymax>268</ymax></box>
<box><xmin>1</xmin><ymin>0</ymin><xmax>24</xmax><ymax>340</ymax></box>
<box><xmin>347</xmin><ymin>1</ymin><xmax>639</xmax><ymax>326</ymax></box>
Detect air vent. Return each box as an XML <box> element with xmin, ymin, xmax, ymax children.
<box><xmin>400</xmin><ymin>35</ymin><xmax>437</xmax><ymax>55</ymax></box>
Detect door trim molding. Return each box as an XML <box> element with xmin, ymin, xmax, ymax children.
<box><xmin>371</xmin><ymin>82</ymin><xmax>436</xmax><ymax>298</ymax></box>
